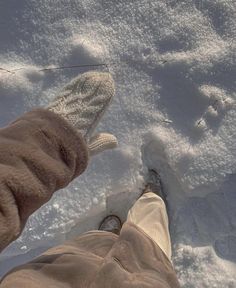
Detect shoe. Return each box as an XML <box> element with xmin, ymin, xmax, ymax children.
<box><xmin>99</xmin><ymin>215</ymin><xmax>122</xmax><ymax>235</ymax></box>
<box><xmin>143</xmin><ymin>169</ymin><xmax>168</xmax><ymax>206</ymax></box>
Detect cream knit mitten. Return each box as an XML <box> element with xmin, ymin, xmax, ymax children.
<box><xmin>48</xmin><ymin>71</ymin><xmax>117</xmax><ymax>156</ymax></box>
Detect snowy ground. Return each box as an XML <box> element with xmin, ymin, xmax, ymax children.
<box><xmin>0</xmin><ymin>0</ymin><xmax>236</xmax><ymax>286</ymax></box>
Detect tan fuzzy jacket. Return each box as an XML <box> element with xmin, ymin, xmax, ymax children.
<box><xmin>0</xmin><ymin>109</ymin><xmax>180</xmax><ymax>288</ymax></box>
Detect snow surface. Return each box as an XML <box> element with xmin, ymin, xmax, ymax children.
<box><xmin>0</xmin><ymin>0</ymin><xmax>236</xmax><ymax>286</ymax></box>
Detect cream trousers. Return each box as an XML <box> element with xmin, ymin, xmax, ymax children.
<box><xmin>127</xmin><ymin>192</ymin><xmax>172</xmax><ymax>260</ymax></box>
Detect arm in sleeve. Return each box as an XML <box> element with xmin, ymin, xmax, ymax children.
<box><xmin>0</xmin><ymin>109</ymin><xmax>89</xmax><ymax>252</ymax></box>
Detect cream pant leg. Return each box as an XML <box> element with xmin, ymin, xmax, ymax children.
<box><xmin>127</xmin><ymin>192</ymin><xmax>172</xmax><ymax>260</ymax></box>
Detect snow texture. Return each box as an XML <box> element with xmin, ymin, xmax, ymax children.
<box><xmin>0</xmin><ymin>0</ymin><xmax>236</xmax><ymax>286</ymax></box>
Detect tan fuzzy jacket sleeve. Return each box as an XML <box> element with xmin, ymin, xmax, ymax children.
<box><xmin>0</xmin><ymin>109</ymin><xmax>89</xmax><ymax>252</ymax></box>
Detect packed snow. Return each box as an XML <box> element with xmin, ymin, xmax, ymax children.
<box><xmin>0</xmin><ymin>0</ymin><xmax>236</xmax><ymax>286</ymax></box>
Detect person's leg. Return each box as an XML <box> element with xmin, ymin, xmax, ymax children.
<box><xmin>127</xmin><ymin>183</ymin><xmax>172</xmax><ymax>260</ymax></box>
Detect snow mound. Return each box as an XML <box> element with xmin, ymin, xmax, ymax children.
<box><xmin>0</xmin><ymin>63</ymin><xmax>45</xmax><ymax>126</ymax></box>
<box><xmin>68</xmin><ymin>35</ymin><xmax>107</xmax><ymax>65</ymax></box>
